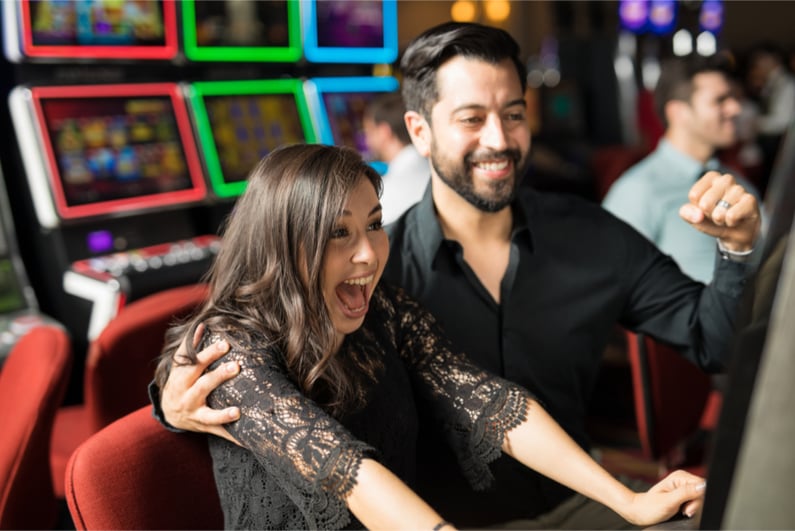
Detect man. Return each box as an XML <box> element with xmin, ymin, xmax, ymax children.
<box><xmin>363</xmin><ymin>91</ymin><xmax>430</xmax><ymax>224</ymax></box>
<box><xmin>603</xmin><ymin>56</ymin><xmax>761</xmax><ymax>283</ymax></box>
<box><xmin>747</xmin><ymin>42</ymin><xmax>795</xmax><ymax>195</ymax></box>
<box><xmin>156</xmin><ymin>22</ymin><xmax>761</xmax><ymax>529</ymax></box>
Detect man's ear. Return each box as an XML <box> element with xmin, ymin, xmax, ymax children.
<box><xmin>665</xmin><ymin>99</ymin><xmax>687</xmax><ymax>126</ymax></box>
<box><xmin>404</xmin><ymin>110</ymin><xmax>431</xmax><ymax>157</ymax></box>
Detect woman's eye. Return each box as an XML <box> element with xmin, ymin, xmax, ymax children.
<box><xmin>368</xmin><ymin>220</ymin><xmax>384</xmax><ymax>231</ymax></box>
<box><xmin>331</xmin><ymin>227</ymin><xmax>349</xmax><ymax>239</ymax></box>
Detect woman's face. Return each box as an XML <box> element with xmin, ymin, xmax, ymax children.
<box><xmin>322</xmin><ymin>175</ymin><xmax>389</xmax><ymax>339</ymax></box>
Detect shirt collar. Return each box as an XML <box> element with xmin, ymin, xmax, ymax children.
<box><xmin>409</xmin><ymin>183</ymin><xmax>534</xmax><ymax>267</ymax></box>
<box><xmin>657</xmin><ymin>138</ymin><xmax>721</xmax><ymax>180</ymax></box>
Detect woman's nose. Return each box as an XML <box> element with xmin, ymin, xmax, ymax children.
<box><xmin>352</xmin><ymin>235</ymin><xmax>377</xmax><ymax>264</ymax></box>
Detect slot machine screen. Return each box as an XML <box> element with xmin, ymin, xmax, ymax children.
<box><xmin>302</xmin><ymin>0</ymin><xmax>397</xmax><ymax>64</ymax></box>
<box><xmin>12</xmin><ymin>83</ymin><xmax>206</xmax><ymax>226</ymax></box>
<box><xmin>11</xmin><ymin>0</ymin><xmax>177</xmax><ymax>60</ymax></box>
<box><xmin>187</xmin><ymin>79</ymin><xmax>317</xmax><ymax>198</ymax></box>
<box><xmin>181</xmin><ymin>0</ymin><xmax>301</xmax><ymax>62</ymax></box>
<box><xmin>305</xmin><ymin>76</ymin><xmax>399</xmax><ymax>174</ymax></box>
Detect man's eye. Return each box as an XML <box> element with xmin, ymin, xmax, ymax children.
<box><xmin>460</xmin><ymin>116</ymin><xmax>483</xmax><ymax>125</ymax></box>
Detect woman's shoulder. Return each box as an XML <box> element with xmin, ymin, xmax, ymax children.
<box><xmin>203</xmin><ymin>325</ymin><xmax>282</xmax><ymax>370</ymax></box>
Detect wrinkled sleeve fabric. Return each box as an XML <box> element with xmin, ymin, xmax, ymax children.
<box><xmin>379</xmin><ymin>284</ymin><xmax>534</xmax><ymax>491</ymax></box>
<box><xmin>205</xmin><ymin>332</ymin><xmax>376</xmax><ymax>530</ymax></box>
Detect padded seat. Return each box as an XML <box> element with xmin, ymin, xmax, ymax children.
<box><xmin>65</xmin><ymin>405</ymin><xmax>223</xmax><ymax>530</ymax></box>
<box><xmin>50</xmin><ymin>283</ymin><xmax>208</xmax><ymax>498</ymax></box>
<box><xmin>0</xmin><ymin>326</ymin><xmax>72</xmax><ymax>530</ymax></box>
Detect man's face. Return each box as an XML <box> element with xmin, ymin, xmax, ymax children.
<box><xmin>425</xmin><ymin>56</ymin><xmax>531</xmax><ymax>212</ymax></box>
<box><xmin>683</xmin><ymin>72</ymin><xmax>741</xmax><ymax>150</ymax></box>
<box><xmin>362</xmin><ymin>115</ymin><xmax>385</xmax><ymax>161</ymax></box>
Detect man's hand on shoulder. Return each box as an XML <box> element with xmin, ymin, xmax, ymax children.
<box><xmin>680</xmin><ymin>171</ymin><xmax>762</xmax><ymax>252</ymax></box>
<box><xmin>163</xmin><ymin>323</ymin><xmax>241</xmax><ymax>444</ymax></box>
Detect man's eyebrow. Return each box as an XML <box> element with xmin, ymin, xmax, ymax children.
<box><xmin>451</xmin><ymin>98</ymin><xmax>526</xmax><ymax>113</ymax></box>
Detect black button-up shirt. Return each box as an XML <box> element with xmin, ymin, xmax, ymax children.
<box><xmin>383</xmin><ymin>185</ymin><xmax>749</xmax><ymax>525</ymax></box>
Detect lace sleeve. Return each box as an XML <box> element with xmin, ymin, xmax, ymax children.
<box><xmin>203</xmin><ymin>332</ymin><xmax>376</xmax><ymax>529</ymax></box>
<box><xmin>380</xmin><ymin>284</ymin><xmax>534</xmax><ymax>491</ymax></box>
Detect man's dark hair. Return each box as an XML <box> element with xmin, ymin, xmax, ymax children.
<box><xmin>365</xmin><ymin>91</ymin><xmax>411</xmax><ymax>145</ymax></box>
<box><xmin>400</xmin><ymin>21</ymin><xmax>527</xmax><ymax>119</ymax></box>
<box><xmin>654</xmin><ymin>55</ymin><xmax>732</xmax><ymax>127</ymax></box>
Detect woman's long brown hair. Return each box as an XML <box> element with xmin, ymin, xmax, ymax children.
<box><xmin>154</xmin><ymin>144</ymin><xmax>383</xmax><ymax>416</ymax></box>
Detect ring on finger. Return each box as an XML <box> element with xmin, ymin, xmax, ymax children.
<box><xmin>716</xmin><ymin>199</ymin><xmax>731</xmax><ymax>209</ymax></box>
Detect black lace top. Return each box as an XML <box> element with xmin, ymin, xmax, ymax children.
<box><xmin>204</xmin><ymin>282</ymin><xmax>533</xmax><ymax>530</ymax></box>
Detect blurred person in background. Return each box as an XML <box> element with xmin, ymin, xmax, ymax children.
<box><xmin>604</xmin><ymin>56</ymin><xmax>761</xmax><ymax>283</ymax></box>
<box><xmin>363</xmin><ymin>91</ymin><xmax>430</xmax><ymax>224</ymax></box>
<box><xmin>746</xmin><ymin>42</ymin><xmax>795</xmax><ymax>196</ymax></box>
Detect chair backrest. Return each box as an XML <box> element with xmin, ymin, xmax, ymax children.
<box><xmin>625</xmin><ymin>330</ymin><xmax>712</xmax><ymax>461</ymax></box>
<box><xmin>84</xmin><ymin>283</ymin><xmax>208</xmax><ymax>432</ymax></box>
<box><xmin>0</xmin><ymin>325</ymin><xmax>72</xmax><ymax>530</ymax></box>
<box><xmin>65</xmin><ymin>405</ymin><xmax>223</xmax><ymax>530</ymax></box>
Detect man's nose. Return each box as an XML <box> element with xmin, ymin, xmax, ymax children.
<box><xmin>480</xmin><ymin>115</ymin><xmax>509</xmax><ymax>151</ymax></box>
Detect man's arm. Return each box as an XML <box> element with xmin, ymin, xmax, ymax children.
<box><xmin>154</xmin><ymin>324</ymin><xmax>240</xmax><ymax>441</ymax></box>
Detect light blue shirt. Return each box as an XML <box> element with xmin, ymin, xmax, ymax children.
<box><xmin>602</xmin><ymin>139</ymin><xmax>760</xmax><ymax>283</ymax></box>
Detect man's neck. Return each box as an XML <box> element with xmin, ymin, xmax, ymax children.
<box><xmin>381</xmin><ymin>139</ymin><xmax>407</xmax><ymax>163</ymax></box>
<box><xmin>430</xmin><ymin>174</ymin><xmax>513</xmax><ymax>245</ymax></box>
<box><xmin>664</xmin><ymin>130</ymin><xmax>714</xmax><ymax>165</ymax></box>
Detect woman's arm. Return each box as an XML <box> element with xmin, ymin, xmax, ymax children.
<box><xmin>348</xmin><ymin>459</ymin><xmax>452</xmax><ymax>531</ymax></box>
<box><xmin>503</xmin><ymin>398</ymin><xmax>705</xmax><ymax>526</ymax></box>
<box><xmin>389</xmin><ymin>285</ymin><xmax>705</xmax><ymax>526</ymax></box>
<box><xmin>197</xmin><ymin>327</ymin><xmax>458</xmax><ymax>530</ymax></box>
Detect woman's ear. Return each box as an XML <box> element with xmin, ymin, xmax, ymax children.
<box><xmin>404</xmin><ymin>111</ymin><xmax>431</xmax><ymax>158</ymax></box>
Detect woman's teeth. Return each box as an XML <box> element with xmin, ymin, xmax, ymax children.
<box><xmin>343</xmin><ymin>275</ymin><xmax>373</xmax><ymax>286</ymax></box>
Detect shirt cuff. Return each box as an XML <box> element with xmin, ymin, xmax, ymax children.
<box><xmin>147</xmin><ymin>379</ymin><xmax>185</xmax><ymax>433</ymax></box>
<box><xmin>717</xmin><ymin>239</ymin><xmax>755</xmax><ymax>263</ymax></box>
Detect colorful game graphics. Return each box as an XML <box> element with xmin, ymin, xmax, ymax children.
<box><xmin>7</xmin><ymin>0</ymin><xmax>177</xmax><ymax>60</ymax></box>
<box><xmin>186</xmin><ymin>79</ymin><xmax>317</xmax><ymax>198</ymax></box>
<box><xmin>9</xmin><ymin>83</ymin><xmax>206</xmax><ymax>227</ymax></box>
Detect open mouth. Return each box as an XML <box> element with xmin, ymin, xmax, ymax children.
<box><xmin>335</xmin><ymin>274</ymin><xmax>374</xmax><ymax>316</ymax></box>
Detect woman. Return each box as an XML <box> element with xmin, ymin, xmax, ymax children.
<box><xmin>154</xmin><ymin>144</ymin><xmax>704</xmax><ymax>530</ymax></box>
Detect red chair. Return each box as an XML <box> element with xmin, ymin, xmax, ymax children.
<box><xmin>65</xmin><ymin>405</ymin><xmax>223</xmax><ymax>530</ymax></box>
<box><xmin>0</xmin><ymin>326</ymin><xmax>72</xmax><ymax>530</ymax></box>
<box><xmin>50</xmin><ymin>283</ymin><xmax>209</xmax><ymax>498</ymax></box>
<box><xmin>625</xmin><ymin>330</ymin><xmax>721</xmax><ymax>474</ymax></box>
<box><xmin>589</xmin><ymin>144</ymin><xmax>649</xmax><ymax>201</ymax></box>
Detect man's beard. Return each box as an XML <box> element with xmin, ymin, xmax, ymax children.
<box><xmin>430</xmin><ymin>147</ymin><xmax>526</xmax><ymax>212</ymax></box>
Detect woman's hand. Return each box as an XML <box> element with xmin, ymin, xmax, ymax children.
<box><xmin>621</xmin><ymin>470</ymin><xmax>707</xmax><ymax>526</ymax></box>
<box><xmin>162</xmin><ymin>323</ymin><xmax>241</xmax><ymax>443</ymax></box>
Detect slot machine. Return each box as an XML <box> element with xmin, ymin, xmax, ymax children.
<box><xmin>302</xmin><ymin>0</ymin><xmax>398</xmax><ymax>64</ymax></box>
<box><xmin>304</xmin><ymin>76</ymin><xmax>399</xmax><ymax>176</ymax></box>
<box><xmin>0</xmin><ymin>164</ymin><xmax>63</xmax><ymax>364</ymax></box>
<box><xmin>181</xmin><ymin>0</ymin><xmax>302</xmax><ymax>63</ymax></box>
<box><xmin>8</xmin><ymin>82</ymin><xmax>217</xmax><ymax>346</ymax></box>
<box><xmin>3</xmin><ymin>0</ymin><xmax>178</xmax><ymax>61</ymax></box>
<box><xmin>183</xmin><ymin>78</ymin><xmax>318</xmax><ymax>224</ymax></box>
